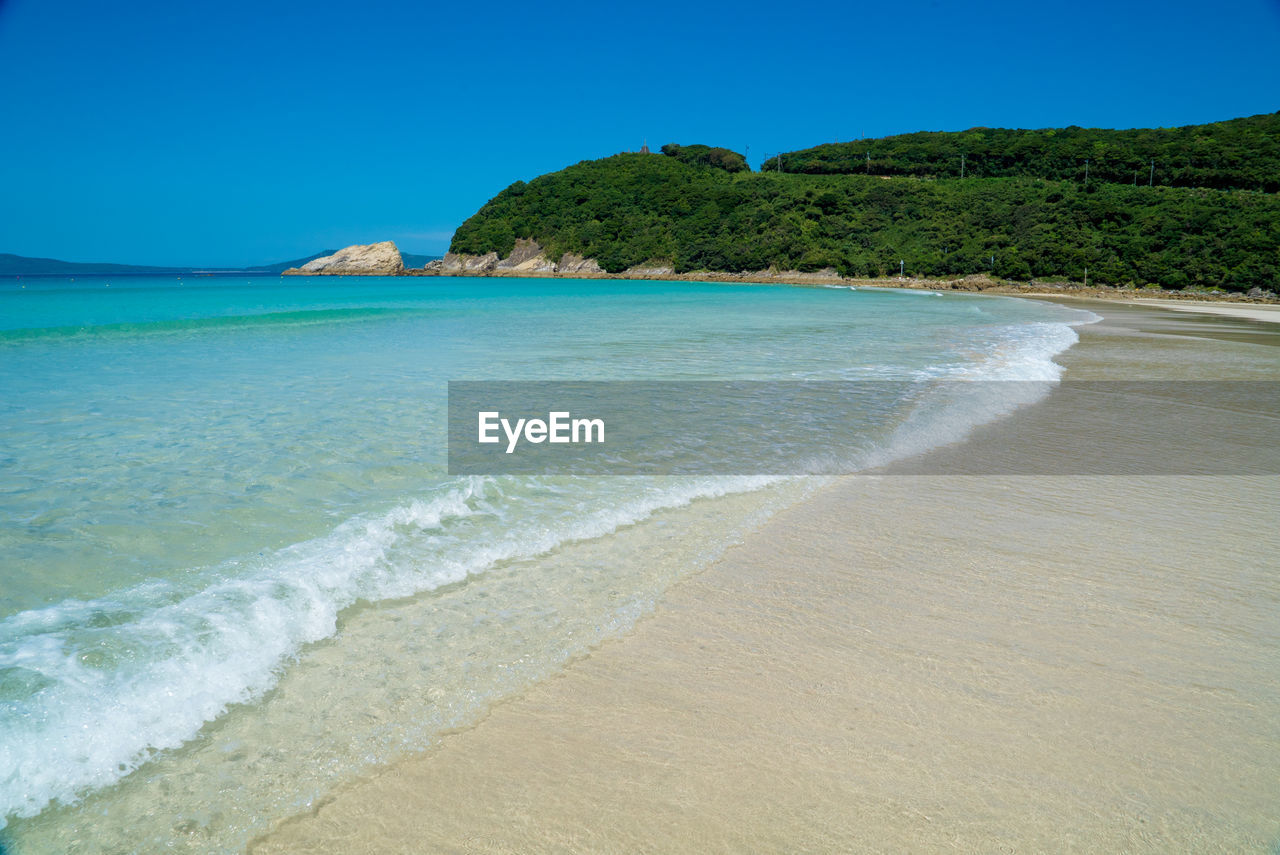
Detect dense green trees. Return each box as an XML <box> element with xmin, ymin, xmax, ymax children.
<box><xmin>450</xmin><ymin>122</ymin><xmax>1280</xmax><ymax>292</ymax></box>
<box><xmin>776</xmin><ymin>112</ymin><xmax>1280</xmax><ymax>193</ymax></box>
<box><xmin>659</xmin><ymin>143</ymin><xmax>750</xmax><ymax>173</ymax></box>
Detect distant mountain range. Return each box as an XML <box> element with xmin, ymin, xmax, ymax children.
<box><xmin>0</xmin><ymin>251</ymin><xmax>441</xmax><ymax>276</ymax></box>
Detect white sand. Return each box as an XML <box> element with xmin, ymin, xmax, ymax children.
<box><xmin>252</xmin><ymin>301</ymin><xmax>1280</xmax><ymax>854</ymax></box>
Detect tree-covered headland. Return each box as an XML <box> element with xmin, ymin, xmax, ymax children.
<box><xmin>770</xmin><ymin>112</ymin><xmax>1280</xmax><ymax>192</ymax></box>
<box><xmin>451</xmin><ymin>114</ymin><xmax>1280</xmax><ymax>292</ymax></box>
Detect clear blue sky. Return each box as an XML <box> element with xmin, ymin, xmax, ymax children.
<box><xmin>2</xmin><ymin>0</ymin><xmax>1277</xmax><ymax>266</ymax></box>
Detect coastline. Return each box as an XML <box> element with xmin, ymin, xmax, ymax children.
<box><xmin>306</xmin><ymin>264</ymin><xmax>1280</xmax><ymax>305</ymax></box>
<box><xmin>281</xmin><ymin>243</ymin><xmax>1277</xmax><ymax>306</ymax></box>
<box><xmin>251</xmin><ymin>298</ymin><xmax>1280</xmax><ymax>854</ymax></box>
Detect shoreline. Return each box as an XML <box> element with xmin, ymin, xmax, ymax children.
<box><xmin>306</xmin><ymin>265</ymin><xmax>1280</xmax><ymax>305</ymax></box>
<box><xmin>252</xmin><ymin>298</ymin><xmax>1280</xmax><ymax>853</ymax></box>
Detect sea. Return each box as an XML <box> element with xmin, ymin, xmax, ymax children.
<box><xmin>0</xmin><ymin>275</ymin><xmax>1096</xmax><ymax>853</ymax></box>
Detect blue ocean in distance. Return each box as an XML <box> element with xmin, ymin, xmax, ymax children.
<box><xmin>0</xmin><ymin>274</ymin><xmax>1095</xmax><ymax>853</ymax></box>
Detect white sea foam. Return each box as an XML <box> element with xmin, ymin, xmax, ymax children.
<box><xmin>868</xmin><ymin>308</ymin><xmax>1101</xmax><ymax>467</ymax></box>
<box><xmin>0</xmin><ymin>473</ymin><xmax>779</xmax><ymax>825</ymax></box>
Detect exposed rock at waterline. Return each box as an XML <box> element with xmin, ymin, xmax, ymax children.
<box><xmin>496</xmin><ymin>239</ymin><xmax>543</xmax><ymax>269</ymax></box>
<box><xmin>283</xmin><ymin>241</ymin><xmax>404</xmax><ymax>275</ymax></box>
<box><xmin>624</xmin><ymin>263</ymin><xmax>675</xmax><ymax>277</ymax></box>
<box><xmin>441</xmin><ymin>251</ymin><xmax>499</xmax><ymax>273</ymax></box>
<box><xmin>557</xmin><ymin>253</ymin><xmax>605</xmax><ymax>274</ymax></box>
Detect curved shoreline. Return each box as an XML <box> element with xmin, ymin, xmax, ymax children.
<box><xmin>251</xmin><ymin>300</ymin><xmax>1280</xmax><ymax>853</ymax></box>
<box><xmin>342</xmin><ymin>264</ymin><xmax>1280</xmax><ymax>305</ymax></box>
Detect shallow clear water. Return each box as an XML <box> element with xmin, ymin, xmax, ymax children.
<box><xmin>0</xmin><ymin>275</ymin><xmax>1093</xmax><ymax>852</ymax></box>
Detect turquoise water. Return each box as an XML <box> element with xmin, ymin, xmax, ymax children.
<box><xmin>0</xmin><ymin>275</ymin><xmax>1094</xmax><ymax>852</ymax></box>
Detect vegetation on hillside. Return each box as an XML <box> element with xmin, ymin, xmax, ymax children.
<box><xmin>660</xmin><ymin>143</ymin><xmax>749</xmax><ymax>173</ymax></box>
<box><xmin>771</xmin><ymin>112</ymin><xmax>1280</xmax><ymax>193</ymax></box>
<box><xmin>451</xmin><ymin>117</ymin><xmax>1280</xmax><ymax>293</ymax></box>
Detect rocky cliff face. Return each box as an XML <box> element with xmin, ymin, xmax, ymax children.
<box><xmin>330</xmin><ymin>238</ymin><xmax>607</xmax><ymax>277</ymax></box>
<box><xmin>500</xmin><ymin>239</ymin><xmax>557</xmax><ymax>272</ymax></box>
<box><xmin>440</xmin><ymin>251</ymin><xmax>499</xmax><ymax>273</ymax></box>
<box><xmin>439</xmin><ymin>241</ymin><xmax>563</xmax><ymax>275</ymax></box>
<box><xmin>557</xmin><ymin>253</ymin><xmax>604</xmax><ymax>274</ymax></box>
<box><xmin>623</xmin><ymin>263</ymin><xmax>675</xmax><ymax>277</ymax></box>
<box><xmin>495</xmin><ymin>238</ymin><xmax>544</xmax><ymax>270</ymax></box>
<box><xmin>283</xmin><ymin>241</ymin><xmax>404</xmax><ymax>275</ymax></box>
<box><xmin>279</xmin><ymin>238</ymin><xmax>846</xmax><ymax>283</ymax></box>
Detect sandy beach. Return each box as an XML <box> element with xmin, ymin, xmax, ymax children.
<box><xmin>1129</xmin><ymin>298</ymin><xmax>1280</xmax><ymax>325</ymax></box>
<box><xmin>251</xmin><ymin>298</ymin><xmax>1280</xmax><ymax>854</ymax></box>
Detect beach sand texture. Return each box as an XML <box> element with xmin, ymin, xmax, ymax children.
<box><xmin>252</xmin><ymin>300</ymin><xmax>1280</xmax><ymax>854</ymax></box>
<box><xmin>1130</xmin><ymin>298</ymin><xmax>1280</xmax><ymax>325</ymax></box>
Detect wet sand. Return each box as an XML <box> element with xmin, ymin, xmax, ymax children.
<box><xmin>1128</xmin><ymin>298</ymin><xmax>1280</xmax><ymax>325</ymax></box>
<box><xmin>252</xmin><ymin>300</ymin><xmax>1280</xmax><ymax>854</ymax></box>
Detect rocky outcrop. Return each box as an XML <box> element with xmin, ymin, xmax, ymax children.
<box><xmin>524</xmin><ymin>256</ymin><xmax>558</xmax><ymax>273</ymax></box>
<box><xmin>558</xmin><ymin>253</ymin><xmax>605</xmax><ymax>274</ymax></box>
<box><xmin>624</xmin><ymin>263</ymin><xmax>675</xmax><ymax>277</ymax></box>
<box><xmin>495</xmin><ymin>239</ymin><xmax>557</xmax><ymax>272</ymax></box>
<box><xmin>496</xmin><ymin>239</ymin><xmax>543</xmax><ymax>269</ymax></box>
<box><xmin>739</xmin><ymin>266</ymin><xmax>840</xmax><ymax>282</ymax></box>
<box><xmin>421</xmin><ymin>241</ymin><xmax>606</xmax><ymax>276</ymax></box>
<box><xmin>283</xmin><ymin>241</ymin><xmax>403</xmax><ymax>275</ymax></box>
<box><xmin>766</xmin><ymin>267</ymin><xmax>840</xmax><ymax>281</ymax></box>
<box><xmin>441</xmin><ymin>251</ymin><xmax>499</xmax><ymax>273</ymax></box>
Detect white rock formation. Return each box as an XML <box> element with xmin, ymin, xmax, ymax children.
<box><xmin>286</xmin><ymin>241</ymin><xmax>404</xmax><ymax>275</ymax></box>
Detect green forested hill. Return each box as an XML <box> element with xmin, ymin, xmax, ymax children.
<box><xmin>451</xmin><ymin>117</ymin><xmax>1280</xmax><ymax>292</ymax></box>
<box><xmin>772</xmin><ymin>112</ymin><xmax>1280</xmax><ymax>192</ymax></box>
